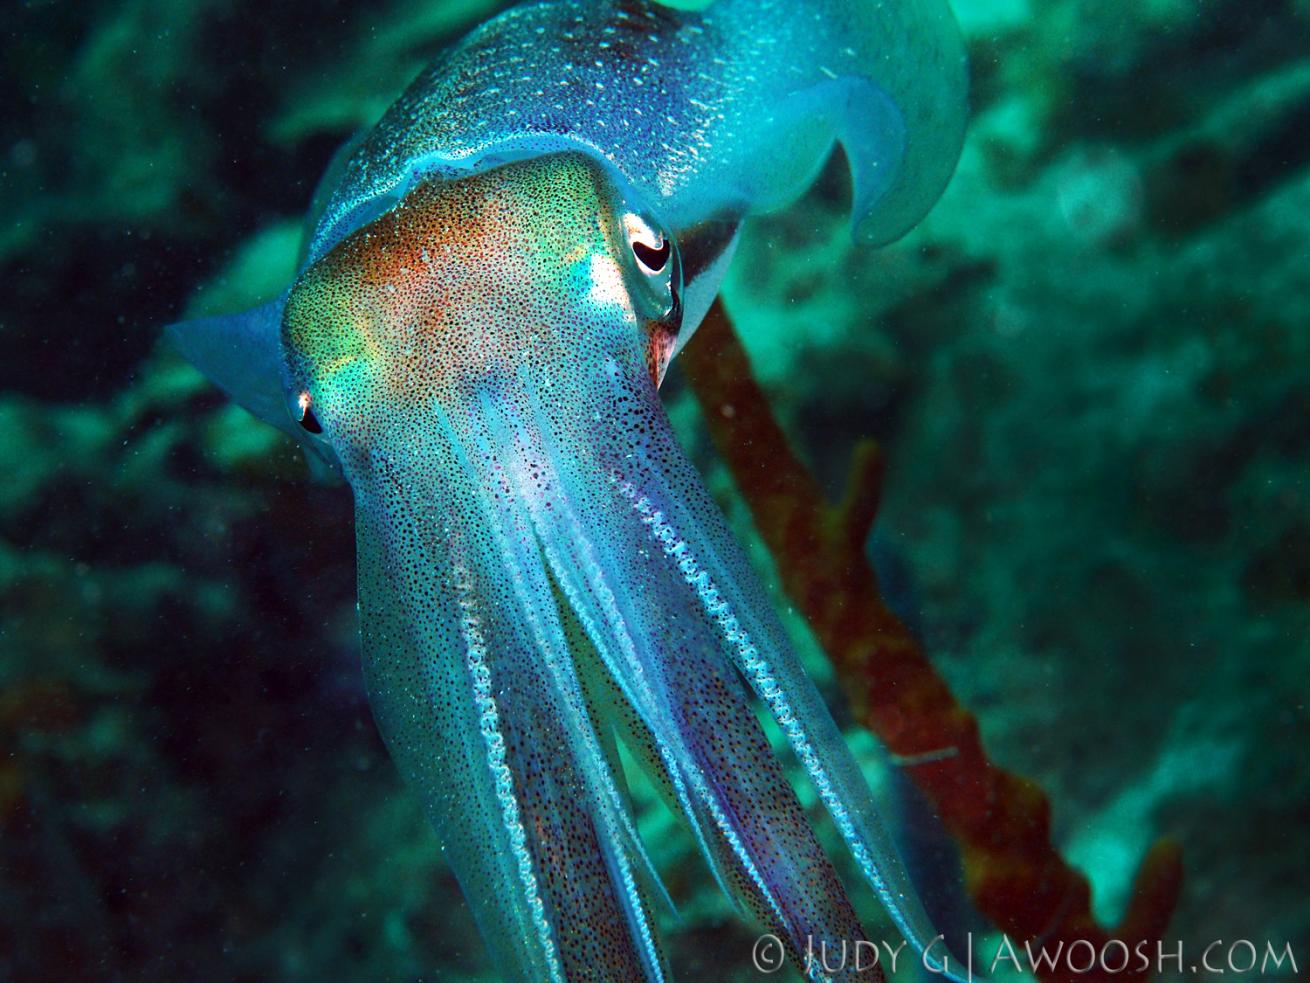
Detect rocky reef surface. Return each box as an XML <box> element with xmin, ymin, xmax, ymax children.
<box><xmin>2</xmin><ymin>1</ymin><xmax>1307</xmax><ymax>979</ymax></box>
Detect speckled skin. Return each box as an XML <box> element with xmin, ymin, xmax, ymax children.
<box><xmin>171</xmin><ymin>1</ymin><xmax>968</xmax><ymax>980</ymax></box>
<box><xmin>309</xmin><ymin>0</ymin><xmax>967</xmax><ymax>262</ymax></box>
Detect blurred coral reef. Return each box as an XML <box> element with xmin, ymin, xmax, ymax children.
<box><xmin>2</xmin><ymin>0</ymin><xmax>1307</xmax><ymax>980</ymax></box>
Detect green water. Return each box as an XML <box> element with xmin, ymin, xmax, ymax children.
<box><xmin>2</xmin><ymin>1</ymin><xmax>1307</xmax><ymax>979</ymax></box>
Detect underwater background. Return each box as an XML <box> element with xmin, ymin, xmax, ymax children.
<box><xmin>2</xmin><ymin>0</ymin><xmax>1307</xmax><ymax>980</ymax></box>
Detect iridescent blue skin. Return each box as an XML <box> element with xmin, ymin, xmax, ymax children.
<box><xmin>169</xmin><ymin>1</ymin><xmax>968</xmax><ymax>980</ymax></box>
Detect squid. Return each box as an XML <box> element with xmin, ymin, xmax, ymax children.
<box><xmin>169</xmin><ymin>0</ymin><xmax>968</xmax><ymax>979</ymax></box>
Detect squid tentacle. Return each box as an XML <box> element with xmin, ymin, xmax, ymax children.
<box><xmin>464</xmin><ymin>390</ymin><xmax>673</xmax><ymax>975</ymax></box>
<box><xmin>480</xmin><ymin>369</ymin><xmax>884</xmax><ymax>981</ymax></box>
<box><xmin>357</xmin><ymin>406</ymin><xmax>670</xmax><ymax>982</ymax></box>
<box><xmin>594</xmin><ymin>380</ymin><xmax>963</xmax><ymax>979</ymax></box>
<box><xmin>452</xmin><ymin>396</ymin><xmax>671</xmax><ymax>981</ymax></box>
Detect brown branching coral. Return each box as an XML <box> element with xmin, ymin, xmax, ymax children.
<box><xmin>680</xmin><ymin>300</ymin><xmax>1183</xmax><ymax>982</ymax></box>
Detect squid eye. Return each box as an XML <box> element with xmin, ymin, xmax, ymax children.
<box><xmin>624</xmin><ymin>212</ymin><xmax>673</xmax><ymax>274</ymax></box>
<box><xmin>632</xmin><ymin>236</ymin><xmax>671</xmax><ymax>273</ymax></box>
<box><xmin>296</xmin><ymin>392</ymin><xmax>323</xmax><ymax>435</ymax></box>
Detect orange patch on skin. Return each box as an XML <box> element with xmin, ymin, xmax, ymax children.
<box><xmin>282</xmin><ymin>154</ymin><xmax>679</xmax><ymax>464</ymax></box>
<box><xmin>646</xmin><ymin>323</ymin><xmax>677</xmax><ymax>388</ymax></box>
